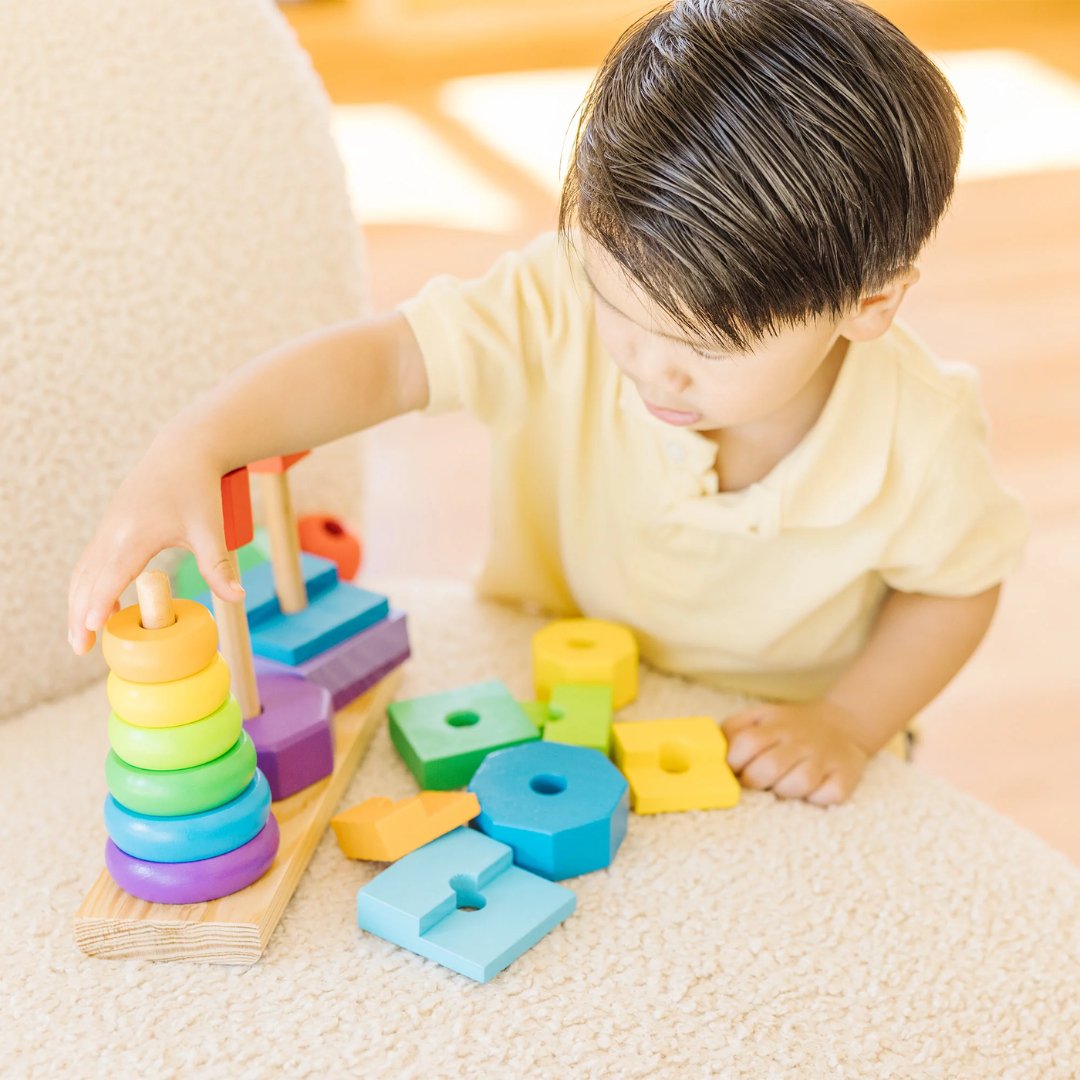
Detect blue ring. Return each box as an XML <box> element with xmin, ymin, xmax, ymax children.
<box><xmin>104</xmin><ymin>770</ymin><xmax>272</xmax><ymax>863</ymax></box>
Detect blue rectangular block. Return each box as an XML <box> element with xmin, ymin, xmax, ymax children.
<box><xmin>197</xmin><ymin>557</ymin><xmax>390</xmax><ymax>664</ymax></box>
<box><xmin>356</xmin><ymin>827</ymin><xmax>576</xmax><ymax>983</ymax></box>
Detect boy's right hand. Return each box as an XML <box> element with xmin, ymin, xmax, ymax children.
<box><xmin>67</xmin><ymin>431</ymin><xmax>246</xmax><ymax>656</ymax></box>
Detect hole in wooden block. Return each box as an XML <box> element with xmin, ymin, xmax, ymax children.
<box><xmin>545</xmin><ymin>706</ymin><xmax>567</xmax><ymax>724</ymax></box>
<box><xmin>324</xmin><ymin>520</ymin><xmax>344</xmax><ymax>537</ymax></box>
<box><xmin>566</xmin><ymin>638</ymin><xmax>594</xmax><ymax>650</ymax></box>
<box><xmin>450</xmin><ymin>874</ymin><xmax>486</xmax><ymax>912</ymax></box>
<box><xmin>445</xmin><ymin>710</ymin><xmax>481</xmax><ymax>728</ymax></box>
<box><xmin>659</xmin><ymin>741</ymin><xmax>691</xmax><ymax>774</ymax></box>
<box><xmin>530</xmin><ymin>773</ymin><xmax>568</xmax><ymax>796</ymax></box>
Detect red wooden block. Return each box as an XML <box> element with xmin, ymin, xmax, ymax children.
<box><xmin>249</xmin><ymin>451</ymin><xmax>311</xmax><ymax>475</ymax></box>
<box><xmin>221</xmin><ymin>467</ymin><xmax>254</xmax><ymax>551</ymax></box>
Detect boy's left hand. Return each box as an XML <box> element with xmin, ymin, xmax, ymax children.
<box><xmin>721</xmin><ymin>701</ymin><xmax>870</xmax><ymax>807</ymax></box>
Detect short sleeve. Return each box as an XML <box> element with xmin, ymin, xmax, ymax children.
<box><xmin>879</xmin><ymin>391</ymin><xmax>1029</xmax><ymax>596</ymax></box>
<box><xmin>396</xmin><ymin>232</ymin><xmax>570</xmax><ymax>426</ymax></box>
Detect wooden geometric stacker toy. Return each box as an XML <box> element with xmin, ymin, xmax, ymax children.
<box><xmin>74</xmin><ymin>458</ymin><xmax>408</xmax><ymax>964</ymax></box>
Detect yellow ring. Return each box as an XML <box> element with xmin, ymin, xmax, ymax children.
<box><xmin>102</xmin><ymin>599</ymin><xmax>218</xmax><ymax>684</ymax></box>
<box><xmin>108</xmin><ymin>694</ymin><xmax>243</xmax><ymax>771</ymax></box>
<box><xmin>107</xmin><ymin>653</ymin><xmax>231</xmax><ymax>728</ymax></box>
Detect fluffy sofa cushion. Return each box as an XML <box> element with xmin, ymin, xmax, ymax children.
<box><xmin>0</xmin><ymin>0</ymin><xmax>368</xmax><ymax>717</ymax></box>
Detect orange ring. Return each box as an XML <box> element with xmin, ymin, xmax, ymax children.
<box><xmin>102</xmin><ymin>599</ymin><xmax>218</xmax><ymax>684</ymax></box>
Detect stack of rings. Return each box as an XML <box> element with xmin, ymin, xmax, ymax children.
<box><xmin>101</xmin><ymin>599</ymin><xmax>279</xmax><ymax>904</ymax></box>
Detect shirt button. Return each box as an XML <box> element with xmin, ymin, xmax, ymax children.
<box><xmin>665</xmin><ymin>441</ymin><xmax>686</xmax><ymax>463</ymax></box>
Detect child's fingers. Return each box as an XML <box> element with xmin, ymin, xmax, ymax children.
<box><xmin>190</xmin><ymin>529</ymin><xmax>246</xmax><ymax>604</ymax></box>
<box><xmin>739</xmin><ymin>742</ymin><xmax>808</xmax><ymax>792</ymax></box>
<box><xmin>720</xmin><ymin>707</ymin><xmax>769</xmax><ymax>739</ymax></box>
<box><xmin>772</xmin><ymin>757</ymin><xmax>827</xmax><ymax>801</ymax></box>
<box><xmin>726</xmin><ymin>720</ymin><xmax>782</xmax><ymax>774</ymax></box>
<box><xmin>806</xmin><ymin>772</ymin><xmax>847</xmax><ymax>807</ymax></box>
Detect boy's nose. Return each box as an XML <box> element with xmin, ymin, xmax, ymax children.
<box><xmin>661</xmin><ymin>366</ymin><xmax>692</xmax><ymax>394</ymax></box>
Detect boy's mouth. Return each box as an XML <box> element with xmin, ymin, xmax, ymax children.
<box><xmin>643</xmin><ymin>401</ymin><xmax>702</xmax><ymax>426</ymax></box>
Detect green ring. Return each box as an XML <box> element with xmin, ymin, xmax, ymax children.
<box><xmin>105</xmin><ymin>730</ymin><xmax>258</xmax><ymax>817</ymax></box>
<box><xmin>108</xmin><ymin>694</ymin><xmax>243</xmax><ymax>771</ymax></box>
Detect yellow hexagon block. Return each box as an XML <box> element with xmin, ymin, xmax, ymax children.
<box><xmin>611</xmin><ymin>717</ymin><xmax>741</xmax><ymax>814</ymax></box>
<box><xmin>532</xmin><ymin>618</ymin><xmax>638</xmax><ymax>709</ymax></box>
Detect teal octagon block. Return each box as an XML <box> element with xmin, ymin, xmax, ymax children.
<box><xmin>468</xmin><ymin>741</ymin><xmax>629</xmax><ymax>881</ymax></box>
<box><xmin>357</xmin><ymin>826</ymin><xmax>575</xmax><ymax>983</ymax></box>
<box><xmin>388</xmin><ymin>680</ymin><xmax>539</xmax><ymax>789</ymax></box>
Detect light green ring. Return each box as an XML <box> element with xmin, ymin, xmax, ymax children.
<box><xmin>105</xmin><ymin>731</ymin><xmax>258</xmax><ymax>817</ymax></box>
<box><xmin>108</xmin><ymin>694</ymin><xmax>243</xmax><ymax>771</ymax></box>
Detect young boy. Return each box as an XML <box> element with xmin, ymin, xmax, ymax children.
<box><xmin>67</xmin><ymin>0</ymin><xmax>1027</xmax><ymax>807</ymax></box>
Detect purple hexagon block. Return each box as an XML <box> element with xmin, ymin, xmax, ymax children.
<box><xmin>245</xmin><ymin>674</ymin><xmax>334</xmax><ymax>801</ymax></box>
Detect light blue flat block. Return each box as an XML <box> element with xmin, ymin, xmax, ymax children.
<box><xmin>103</xmin><ymin>771</ymin><xmax>272</xmax><ymax>863</ymax></box>
<box><xmin>357</xmin><ymin>827</ymin><xmax>576</xmax><ymax>983</ymax></box>
<box><xmin>238</xmin><ymin>555</ymin><xmax>339</xmax><ymax>626</ymax></box>
<box><xmin>194</xmin><ymin>554</ymin><xmax>338</xmax><ymax>626</ymax></box>
<box><xmin>469</xmin><ymin>742</ymin><xmax>629</xmax><ymax>880</ymax></box>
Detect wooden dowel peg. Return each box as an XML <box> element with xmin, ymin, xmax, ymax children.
<box><xmin>211</xmin><ymin>551</ymin><xmax>261</xmax><ymax>721</ymax></box>
<box><xmin>259</xmin><ymin>471</ymin><xmax>308</xmax><ymax>615</ymax></box>
<box><xmin>135</xmin><ymin>571</ymin><xmax>176</xmax><ymax>630</ymax></box>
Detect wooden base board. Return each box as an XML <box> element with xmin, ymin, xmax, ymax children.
<box><xmin>73</xmin><ymin>668</ymin><xmax>402</xmax><ymax>965</ymax></box>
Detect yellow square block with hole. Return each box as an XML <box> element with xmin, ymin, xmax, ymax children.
<box><xmin>612</xmin><ymin>717</ymin><xmax>741</xmax><ymax>814</ymax></box>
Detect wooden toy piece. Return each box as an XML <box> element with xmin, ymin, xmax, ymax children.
<box><xmin>74</xmin><ymin>667</ymin><xmax>403</xmax><ymax>964</ymax></box>
<box><xmin>136</xmin><ymin>570</ymin><xmax>175</xmax><ymax>629</ymax></box>
<box><xmin>356</xmin><ymin>826</ymin><xmax>576</xmax><ymax>983</ymax></box>
<box><xmin>254</xmin><ymin>609</ymin><xmax>410</xmax><ymax>711</ymax></box>
<box><xmin>257</xmin><ymin>466</ymin><xmax>307</xmax><ymax>616</ymax></box>
<box><xmin>244</xmin><ymin>675</ymin><xmax>334</xmax><ymax>801</ymax></box>
<box><xmin>533</xmin><ymin>618</ymin><xmax>639</xmax><ymax>709</ymax></box>
<box><xmin>220</xmin><ymin>467</ymin><xmax>255</xmax><ymax>551</ymax></box>
<box><xmin>611</xmin><ymin>717</ymin><xmax>741</xmax><ymax>814</ymax></box>
<box><xmin>543</xmin><ymin>683</ymin><xmax>613</xmax><ymax>755</ymax></box>
<box><xmin>105</xmin><ymin>731</ymin><xmax>258</xmax><ymax>817</ymax></box>
<box><xmin>104</xmin><ymin>771</ymin><xmax>272</xmax><ymax>863</ymax></box>
<box><xmin>332</xmin><ymin>791</ymin><xmax>480</xmax><ymax>862</ymax></box>
<box><xmin>388</xmin><ymin>679</ymin><xmax>539</xmax><ymax>790</ymax></box>
<box><xmin>105</xmin><ymin>816</ymin><xmax>280</xmax><ymax>906</ymax></box>
<box><xmin>469</xmin><ymin>742</ymin><xmax>628</xmax><ymax>881</ymax></box>
<box><xmin>107</xmin><ymin>653</ymin><xmax>230</xmax><ymax>728</ymax></box>
<box><xmin>102</xmin><ymin>598</ymin><xmax>217</xmax><ymax>684</ymax></box>
<box><xmin>205</xmin><ymin>555</ymin><xmax>389</xmax><ymax>666</ymax></box>
<box><xmin>108</xmin><ymin>695</ymin><xmax>243</xmax><ymax>771</ymax></box>
<box><xmin>298</xmin><ymin>513</ymin><xmax>362</xmax><ymax>581</ymax></box>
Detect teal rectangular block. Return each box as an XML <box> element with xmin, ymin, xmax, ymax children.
<box><xmin>388</xmin><ymin>680</ymin><xmax>539</xmax><ymax>789</ymax></box>
<box><xmin>356</xmin><ymin>827</ymin><xmax>576</xmax><ymax>982</ymax></box>
<box><xmin>197</xmin><ymin>557</ymin><xmax>389</xmax><ymax>664</ymax></box>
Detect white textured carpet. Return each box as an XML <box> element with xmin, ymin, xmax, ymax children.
<box><xmin>3</xmin><ymin>579</ymin><xmax>1078</xmax><ymax>1079</ymax></box>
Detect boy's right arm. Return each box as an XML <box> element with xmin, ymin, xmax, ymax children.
<box><xmin>67</xmin><ymin>311</ymin><xmax>428</xmax><ymax>655</ymax></box>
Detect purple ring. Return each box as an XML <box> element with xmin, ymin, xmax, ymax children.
<box><xmin>105</xmin><ymin>814</ymin><xmax>280</xmax><ymax>905</ymax></box>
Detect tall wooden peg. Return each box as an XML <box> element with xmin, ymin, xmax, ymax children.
<box><xmin>250</xmin><ymin>452</ymin><xmax>311</xmax><ymax>616</ymax></box>
<box><xmin>135</xmin><ymin>570</ymin><xmax>176</xmax><ymax>631</ymax></box>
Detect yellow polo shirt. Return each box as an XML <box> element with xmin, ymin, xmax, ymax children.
<box><xmin>398</xmin><ymin>232</ymin><xmax>1029</xmax><ymax>702</ymax></box>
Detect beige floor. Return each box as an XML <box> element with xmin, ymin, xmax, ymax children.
<box><xmin>288</xmin><ymin>1</ymin><xmax>1080</xmax><ymax>863</ymax></box>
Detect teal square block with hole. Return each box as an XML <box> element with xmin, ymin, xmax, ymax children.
<box><xmin>388</xmin><ymin>680</ymin><xmax>539</xmax><ymax>789</ymax></box>
<box><xmin>356</xmin><ymin>826</ymin><xmax>576</xmax><ymax>983</ymax></box>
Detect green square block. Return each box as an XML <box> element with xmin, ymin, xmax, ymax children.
<box><xmin>520</xmin><ymin>684</ymin><xmax>613</xmax><ymax>755</ymax></box>
<box><xmin>389</xmin><ymin>680</ymin><xmax>539</xmax><ymax>789</ymax></box>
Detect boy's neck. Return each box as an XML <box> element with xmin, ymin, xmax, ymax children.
<box><xmin>703</xmin><ymin>335</ymin><xmax>851</xmax><ymax>493</ymax></box>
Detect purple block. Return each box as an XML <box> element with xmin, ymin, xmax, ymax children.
<box><xmin>254</xmin><ymin>610</ymin><xmax>410</xmax><ymax>710</ymax></box>
<box><xmin>246</xmin><ymin>675</ymin><xmax>334</xmax><ymax>801</ymax></box>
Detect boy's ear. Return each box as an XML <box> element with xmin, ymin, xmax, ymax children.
<box><xmin>840</xmin><ymin>266</ymin><xmax>921</xmax><ymax>342</ymax></box>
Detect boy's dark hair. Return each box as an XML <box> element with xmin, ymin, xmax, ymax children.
<box><xmin>560</xmin><ymin>0</ymin><xmax>963</xmax><ymax>351</ymax></box>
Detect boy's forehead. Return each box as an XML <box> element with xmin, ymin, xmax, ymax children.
<box><xmin>579</xmin><ymin>235</ymin><xmax>718</xmax><ymax>346</ymax></box>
